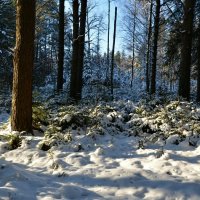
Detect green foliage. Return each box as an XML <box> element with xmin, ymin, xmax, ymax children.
<box><xmin>8</xmin><ymin>134</ymin><xmax>22</xmax><ymax>150</ymax></box>
<box><xmin>32</xmin><ymin>104</ymin><xmax>50</xmax><ymax>130</ymax></box>
<box><xmin>0</xmin><ymin>133</ymin><xmax>22</xmax><ymax>150</ymax></box>
<box><xmin>129</xmin><ymin>98</ymin><xmax>200</xmax><ymax>147</ymax></box>
<box><xmin>37</xmin><ymin>131</ymin><xmax>73</xmax><ymax>151</ymax></box>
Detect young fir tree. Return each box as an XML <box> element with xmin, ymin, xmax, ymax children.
<box><xmin>11</xmin><ymin>0</ymin><xmax>36</xmax><ymax>132</ymax></box>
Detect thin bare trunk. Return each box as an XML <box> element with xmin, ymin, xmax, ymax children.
<box><xmin>146</xmin><ymin>0</ymin><xmax>153</xmax><ymax>93</ymax></box>
<box><xmin>111</xmin><ymin>7</ymin><xmax>117</xmax><ymax>100</ymax></box>
<box><xmin>131</xmin><ymin>1</ymin><xmax>136</xmax><ymax>88</ymax></box>
<box><xmin>106</xmin><ymin>0</ymin><xmax>110</xmax><ymax>80</ymax></box>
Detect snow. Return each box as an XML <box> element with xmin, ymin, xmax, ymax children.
<box><xmin>0</xmin><ymin>136</ymin><xmax>200</xmax><ymax>199</ymax></box>
<box><xmin>0</xmin><ymin>112</ymin><xmax>9</xmax><ymax>126</ymax></box>
<box><xmin>1</xmin><ymin>99</ymin><xmax>200</xmax><ymax>200</ymax></box>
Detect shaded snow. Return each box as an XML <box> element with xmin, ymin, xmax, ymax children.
<box><xmin>0</xmin><ymin>132</ymin><xmax>200</xmax><ymax>199</ymax></box>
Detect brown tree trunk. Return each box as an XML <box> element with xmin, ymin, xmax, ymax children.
<box><xmin>111</xmin><ymin>7</ymin><xmax>117</xmax><ymax>100</ymax></box>
<box><xmin>11</xmin><ymin>0</ymin><xmax>36</xmax><ymax>132</ymax></box>
<box><xmin>146</xmin><ymin>0</ymin><xmax>153</xmax><ymax>93</ymax></box>
<box><xmin>57</xmin><ymin>0</ymin><xmax>65</xmax><ymax>92</ymax></box>
<box><xmin>178</xmin><ymin>0</ymin><xmax>196</xmax><ymax>101</ymax></box>
<box><xmin>70</xmin><ymin>0</ymin><xmax>79</xmax><ymax>100</ymax></box>
<box><xmin>150</xmin><ymin>0</ymin><xmax>160</xmax><ymax>95</ymax></box>
<box><xmin>76</xmin><ymin>0</ymin><xmax>88</xmax><ymax>100</ymax></box>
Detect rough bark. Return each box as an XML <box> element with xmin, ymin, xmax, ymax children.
<box><xmin>57</xmin><ymin>0</ymin><xmax>65</xmax><ymax>92</ymax></box>
<box><xmin>178</xmin><ymin>0</ymin><xmax>196</xmax><ymax>101</ymax></box>
<box><xmin>150</xmin><ymin>0</ymin><xmax>160</xmax><ymax>95</ymax></box>
<box><xmin>11</xmin><ymin>0</ymin><xmax>36</xmax><ymax>132</ymax></box>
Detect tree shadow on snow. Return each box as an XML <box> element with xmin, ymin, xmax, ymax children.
<box><xmin>0</xmin><ymin>159</ymin><xmax>103</xmax><ymax>200</ymax></box>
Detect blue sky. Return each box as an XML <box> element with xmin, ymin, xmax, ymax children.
<box><xmin>96</xmin><ymin>0</ymin><xmax>123</xmax><ymax>53</ymax></box>
<box><xmin>65</xmin><ymin>0</ymin><xmax>124</xmax><ymax>53</ymax></box>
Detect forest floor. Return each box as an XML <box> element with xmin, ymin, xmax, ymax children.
<box><xmin>0</xmin><ymin>95</ymin><xmax>200</xmax><ymax>200</ymax></box>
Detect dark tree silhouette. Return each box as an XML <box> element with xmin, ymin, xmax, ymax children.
<box><xmin>150</xmin><ymin>0</ymin><xmax>161</xmax><ymax>95</ymax></box>
<box><xmin>178</xmin><ymin>0</ymin><xmax>196</xmax><ymax>100</ymax></box>
<box><xmin>57</xmin><ymin>0</ymin><xmax>65</xmax><ymax>92</ymax></box>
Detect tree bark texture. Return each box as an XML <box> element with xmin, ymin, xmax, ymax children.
<box><xmin>11</xmin><ymin>0</ymin><xmax>36</xmax><ymax>132</ymax></box>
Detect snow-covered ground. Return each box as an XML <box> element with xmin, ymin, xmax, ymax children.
<box><xmin>1</xmin><ymin>99</ymin><xmax>200</xmax><ymax>200</ymax></box>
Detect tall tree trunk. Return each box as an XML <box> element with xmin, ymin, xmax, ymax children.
<box><xmin>57</xmin><ymin>0</ymin><xmax>65</xmax><ymax>92</ymax></box>
<box><xmin>146</xmin><ymin>0</ymin><xmax>153</xmax><ymax>93</ymax></box>
<box><xmin>106</xmin><ymin>0</ymin><xmax>110</xmax><ymax>81</ymax></box>
<box><xmin>111</xmin><ymin>7</ymin><xmax>117</xmax><ymax>100</ymax></box>
<box><xmin>86</xmin><ymin>8</ymin><xmax>91</xmax><ymax>68</ymax></box>
<box><xmin>131</xmin><ymin>1</ymin><xmax>136</xmax><ymax>88</ymax></box>
<box><xmin>107</xmin><ymin>0</ymin><xmax>110</xmax><ymax>65</ymax></box>
<box><xmin>150</xmin><ymin>0</ymin><xmax>160</xmax><ymax>95</ymax></box>
<box><xmin>196</xmin><ymin>23</ymin><xmax>200</xmax><ymax>102</ymax></box>
<box><xmin>178</xmin><ymin>0</ymin><xmax>196</xmax><ymax>101</ymax></box>
<box><xmin>11</xmin><ymin>0</ymin><xmax>36</xmax><ymax>132</ymax></box>
<box><xmin>76</xmin><ymin>0</ymin><xmax>88</xmax><ymax>100</ymax></box>
<box><xmin>70</xmin><ymin>0</ymin><xmax>79</xmax><ymax>100</ymax></box>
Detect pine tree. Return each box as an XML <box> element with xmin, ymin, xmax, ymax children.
<box><xmin>11</xmin><ymin>0</ymin><xmax>36</xmax><ymax>132</ymax></box>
